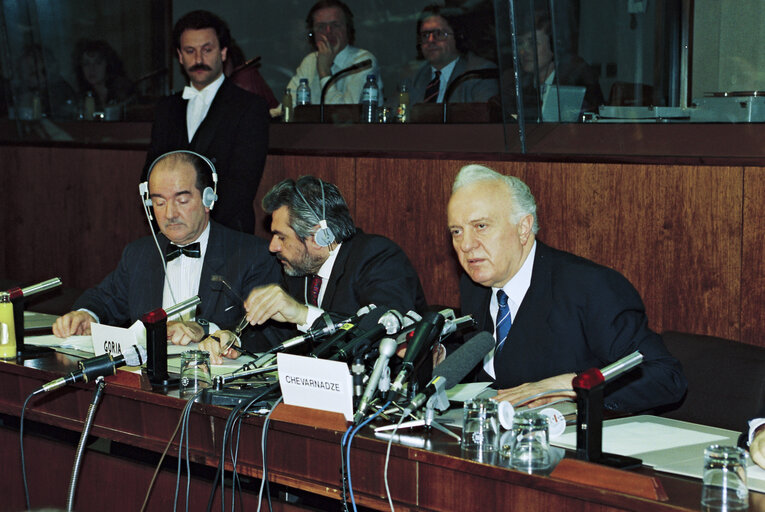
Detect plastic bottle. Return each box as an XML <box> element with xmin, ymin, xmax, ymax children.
<box><xmin>282</xmin><ymin>88</ymin><xmax>293</xmax><ymax>122</ymax></box>
<box><xmin>360</xmin><ymin>74</ymin><xmax>379</xmax><ymax>123</ymax></box>
<box><xmin>397</xmin><ymin>82</ymin><xmax>410</xmax><ymax>123</ymax></box>
<box><xmin>296</xmin><ymin>79</ymin><xmax>311</xmax><ymax>106</ymax></box>
<box><xmin>0</xmin><ymin>292</ymin><xmax>16</xmax><ymax>359</ymax></box>
<box><xmin>84</xmin><ymin>91</ymin><xmax>96</xmax><ymax>120</ymax></box>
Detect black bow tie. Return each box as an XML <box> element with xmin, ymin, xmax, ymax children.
<box><xmin>165</xmin><ymin>242</ymin><xmax>201</xmax><ymax>262</ymax></box>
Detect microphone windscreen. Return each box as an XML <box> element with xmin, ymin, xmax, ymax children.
<box><xmin>433</xmin><ymin>332</ymin><xmax>494</xmax><ymax>386</ymax></box>
<box><xmin>356</xmin><ymin>306</ymin><xmax>387</xmax><ymax>331</ymax></box>
<box><xmin>125</xmin><ymin>344</ymin><xmax>148</xmax><ymax>366</ymax></box>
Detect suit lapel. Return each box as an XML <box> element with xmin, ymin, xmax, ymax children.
<box><xmin>198</xmin><ymin>222</ymin><xmax>226</xmax><ymax>320</ymax></box>
<box><xmin>191</xmin><ymin>80</ymin><xmax>232</xmax><ymax>157</ymax></box>
<box><xmin>322</xmin><ymin>239</ymin><xmax>353</xmax><ymax>309</ymax></box>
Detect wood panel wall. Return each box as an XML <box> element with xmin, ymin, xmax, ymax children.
<box><xmin>1</xmin><ymin>145</ymin><xmax>761</xmax><ymax>347</ymax></box>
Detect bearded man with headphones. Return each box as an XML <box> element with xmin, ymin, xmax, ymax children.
<box><xmin>53</xmin><ymin>151</ymin><xmax>281</xmax><ymax>346</ymax></box>
<box><xmin>200</xmin><ymin>175</ymin><xmax>427</xmax><ymax>364</ymax></box>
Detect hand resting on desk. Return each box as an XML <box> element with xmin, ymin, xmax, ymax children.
<box><xmin>167</xmin><ymin>320</ymin><xmax>204</xmax><ymax>346</ymax></box>
<box><xmin>753</xmin><ymin>426</ymin><xmax>765</xmax><ymax>469</ymax></box>
<box><xmin>52</xmin><ymin>310</ymin><xmax>95</xmax><ymax>338</ymax></box>
<box><xmin>493</xmin><ymin>372</ymin><xmax>577</xmax><ymax>408</ymax></box>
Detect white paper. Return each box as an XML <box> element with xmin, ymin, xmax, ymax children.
<box><xmin>277</xmin><ymin>353</ymin><xmax>353</xmax><ymax>421</ymax></box>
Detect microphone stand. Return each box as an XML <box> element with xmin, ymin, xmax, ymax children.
<box><xmin>573</xmin><ymin>352</ymin><xmax>643</xmax><ymax>469</ymax></box>
<box><xmin>66</xmin><ymin>375</ymin><xmax>107</xmax><ymax>512</ymax></box>
<box><xmin>442</xmin><ymin>67</ymin><xmax>499</xmax><ymax>123</ymax></box>
<box><xmin>374</xmin><ymin>379</ymin><xmax>459</xmax><ymax>441</ymax></box>
<box><xmin>8</xmin><ymin>278</ymin><xmax>62</xmax><ymax>358</ymax></box>
<box><xmin>320</xmin><ymin>59</ymin><xmax>372</xmax><ymax>123</ymax></box>
<box><xmin>142</xmin><ymin>296</ymin><xmax>201</xmax><ymax>388</ymax></box>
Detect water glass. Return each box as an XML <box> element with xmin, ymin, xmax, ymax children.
<box><xmin>504</xmin><ymin>410</ymin><xmax>552</xmax><ymax>474</ymax></box>
<box><xmin>179</xmin><ymin>349</ymin><xmax>212</xmax><ymax>397</ymax></box>
<box><xmin>461</xmin><ymin>398</ymin><xmax>499</xmax><ymax>453</ymax></box>
<box><xmin>701</xmin><ymin>445</ymin><xmax>749</xmax><ymax>511</ymax></box>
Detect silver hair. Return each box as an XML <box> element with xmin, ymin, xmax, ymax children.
<box><xmin>452</xmin><ymin>164</ymin><xmax>540</xmax><ymax>234</ymax></box>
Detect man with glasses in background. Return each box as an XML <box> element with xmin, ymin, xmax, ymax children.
<box><xmin>286</xmin><ymin>0</ymin><xmax>382</xmax><ymax>105</ymax></box>
<box><xmin>410</xmin><ymin>4</ymin><xmax>498</xmax><ymax>104</ymax></box>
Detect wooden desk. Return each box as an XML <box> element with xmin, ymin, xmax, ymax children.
<box><xmin>0</xmin><ymin>354</ymin><xmax>762</xmax><ymax>512</ymax></box>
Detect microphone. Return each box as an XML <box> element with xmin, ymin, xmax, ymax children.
<box><xmin>387</xmin><ymin>311</ymin><xmax>446</xmax><ymax>399</ymax></box>
<box><xmin>320</xmin><ymin>59</ymin><xmax>373</xmax><ymax>122</ymax></box>
<box><xmin>572</xmin><ymin>351</ymin><xmax>644</xmax><ymax>390</ymax></box>
<box><xmin>354</xmin><ymin>337</ymin><xmax>398</xmax><ymax>423</ymax></box>
<box><xmin>310</xmin><ymin>305</ymin><xmax>381</xmax><ymax>359</ymax></box>
<box><xmin>262</xmin><ymin>312</ymin><xmax>360</xmax><ymax>356</ymax></box>
<box><xmin>331</xmin><ymin>309</ymin><xmax>417</xmax><ymax>361</ymax></box>
<box><xmin>403</xmin><ymin>331</ymin><xmax>494</xmax><ymax>416</ymax></box>
<box><xmin>39</xmin><ymin>344</ymin><xmax>147</xmax><ymax>393</ymax></box>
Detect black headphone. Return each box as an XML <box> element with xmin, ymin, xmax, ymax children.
<box><xmin>139</xmin><ymin>150</ymin><xmax>218</xmax><ymax>220</ymax></box>
<box><xmin>295</xmin><ymin>178</ymin><xmax>335</xmax><ymax>247</ymax></box>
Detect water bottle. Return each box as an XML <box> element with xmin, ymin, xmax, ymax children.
<box><xmin>360</xmin><ymin>74</ymin><xmax>379</xmax><ymax>123</ymax></box>
<box><xmin>282</xmin><ymin>88</ymin><xmax>293</xmax><ymax>122</ymax></box>
<box><xmin>397</xmin><ymin>82</ymin><xmax>410</xmax><ymax>123</ymax></box>
<box><xmin>296</xmin><ymin>78</ymin><xmax>311</xmax><ymax>106</ymax></box>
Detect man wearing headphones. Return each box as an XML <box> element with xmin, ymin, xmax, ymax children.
<box><xmin>286</xmin><ymin>0</ymin><xmax>382</xmax><ymax>105</ymax></box>
<box><xmin>53</xmin><ymin>151</ymin><xmax>281</xmax><ymax>345</ymax></box>
<box><xmin>409</xmin><ymin>5</ymin><xmax>498</xmax><ymax>104</ymax></box>
<box><xmin>201</xmin><ymin>175</ymin><xmax>427</xmax><ymax>363</ymax></box>
<box><xmin>143</xmin><ymin>10</ymin><xmax>269</xmax><ymax>234</ymax></box>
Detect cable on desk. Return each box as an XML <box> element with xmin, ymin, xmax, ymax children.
<box><xmin>19</xmin><ymin>388</ymin><xmax>44</xmax><ymax>510</ymax></box>
<box><xmin>257</xmin><ymin>396</ymin><xmax>283</xmax><ymax>512</ymax></box>
<box><xmin>346</xmin><ymin>401</ymin><xmax>389</xmax><ymax>512</ymax></box>
<box><xmin>140</xmin><ymin>398</ymin><xmax>187</xmax><ymax>512</ymax></box>
<box><xmin>383</xmin><ymin>412</ymin><xmax>407</xmax><ymax>512</ymax></box>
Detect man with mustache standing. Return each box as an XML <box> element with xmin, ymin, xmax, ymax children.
<box><xmin>143</xmin><ymin>10</ymin><xmax>269</xmax><ymax>234</ymax></box>
<box><xmin>53</xmin><ymin>151</ymin><xmax>281</xmax><ymax>345</ymax></box>
<box><xmin>200</xmin><ymin>176</ymin><xmax>427</xmax><ymax>362</ymax></box>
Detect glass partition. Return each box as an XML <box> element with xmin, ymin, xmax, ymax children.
<box><xmin>3</xmin><ymin>0</ymin><xmax>765</xmax><ymax>150</ymax></box>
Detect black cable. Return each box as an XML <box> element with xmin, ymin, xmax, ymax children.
<box><xmin>20</xmin><ymin>389</ymin><xmax>43</xmax><ymax>510</ymax></box>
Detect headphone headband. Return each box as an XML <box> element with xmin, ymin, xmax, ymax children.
<box><xmin>139</xmin><ymin>150</ymin><xmax>219</xmax><ymax>217</ymax></box>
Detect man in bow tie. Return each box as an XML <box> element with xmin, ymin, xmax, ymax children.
<box><xmin>53</xmin><ymin>151</ymin><xmax>281</xmax><ymax>345</ymax></box>
<box><xmin>142</xmin><ymin>10</ymin><xmax>269</xmax><ymax>234</ymax></box>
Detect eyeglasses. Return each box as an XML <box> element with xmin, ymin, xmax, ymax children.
<box><xmin>419</xmin><ymin>29</ymin><xmax>452</xmax><ymax>43</ymax></box>
<box><xmin>312</xmin><ymin>21</ymin><xmax>344</xmax><ymax>34</ymax></box>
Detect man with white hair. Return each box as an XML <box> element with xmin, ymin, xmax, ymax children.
<box><xmin>447</xmin><ymin>164</ymin><xmax>686</xmax><ymax>413</ymax></box>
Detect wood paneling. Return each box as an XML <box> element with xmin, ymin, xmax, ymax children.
<box><xmin>0</xmin><ymin>145</ymin><xmax>761</xmax><ymax>346</ymax></box>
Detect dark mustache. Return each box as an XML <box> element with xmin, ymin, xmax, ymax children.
<box><xmin>189</xmin><ymin>64</ymin><xmax>212</xmax><ymax>72</ymax></box>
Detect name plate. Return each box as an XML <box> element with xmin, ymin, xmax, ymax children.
<box><xmin>91</xmin><ymin>322</ymin><xmax>140</xmax><ymax>358</ymax></box>
<box><xmin>277</xmin><ymin>353</ymin><xmax>353</xmax><ymax>421</ymax></box>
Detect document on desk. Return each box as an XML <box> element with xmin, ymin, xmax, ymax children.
<box><xmin>553</xmin><ymin>415</ymin><xmax>765</xmax><ymax>493</ymax></box>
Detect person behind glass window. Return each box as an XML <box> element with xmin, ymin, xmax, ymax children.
<box><xmin>409</xmin><ymin>4</ymin><xmax>498</xmax><ymax>104</ymax></box>
<box><xmin>74</xmin><ymin>39</ymin><xmax>135</xmax><ymax>112</ymax></box>
<box><xmin>16</xmin><ymin>44</ymin><xmax>77</xmax><ymax>119</ymax></box>
<box><xmin>518</xmin><ymin>12</ymin><xmax>603</xmax><ymax>116</ymax></box>
<box><xmin>286</xmin><ymin>0</ymin><xmax>383</xmax><ymax>105</ymax></box>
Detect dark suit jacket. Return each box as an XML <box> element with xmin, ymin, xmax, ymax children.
<box><xmin>143</xmin><ymin>79</ymin><xmax>270</xmax><ymax>234</ymax></box>
<box><xmin>284</xmin><ymin>230</ymin><xmax>427</xmax><ymax>320</ymax></box>
<box><xmin>410</xmin><ymin>52</ymin><xmax>499</xmax><ymax>104</ymax></box>
<box><xmin>460</xmin><ymin>241</ymin><xmax>686</xmax><ymax>413</ymax></box>
<box><xmin>74</xmin><ymin>221</ymin><xmax>281</xmax><ymax>330</ymax></box>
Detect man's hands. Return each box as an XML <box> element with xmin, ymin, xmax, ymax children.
<box><xmin>199</xmin><ymin>330</ymin><xmax>241</xmax><ymax>365</ymax></box>
<box><xmin>53</xmin><ymin>311</ymin><xmax>96</xmax><ymax>338</ymax></box>
<box><xmin>752</xmin><ymin>426</ymin><xmax>765</xmax><ymax>469</ymax></box>
<box><xmin>494</xmin><ymin>373</ymin><xmax>577</xmax><ymax>408</ymax></box>
<box><xmin>315</xmin><ymin>33</ymin><xmax>341</xmax><ymax>79</ymax></box>
<box><xmin>167</xmin><ymin>321</ymin><xmax>205</xmax><ymax>346</ymax></box>
<box><xmin>244</xmin><ymin>284</ymin><xmax>309</xmax><ymax>326</ymax></box>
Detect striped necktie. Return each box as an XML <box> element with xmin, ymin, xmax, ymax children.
<box><xmin>423</xmin><ymin>70</ymin><xmax>441</xmax><ymax>103</ymax></box>
<box><xmin>495</xmin><ymin>289</ymin><xmax>512</xmax><ymax>353</ymax></box>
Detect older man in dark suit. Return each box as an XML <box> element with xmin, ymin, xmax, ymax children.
<box><xmin>201</xmin><ymin>176</ymin><xmax>427</xmax><ymax>363</ymax></box>
<box><xmin>143</xmin><ymin>10</ymin><xmax>269</xmax><ymax>234</ymax></box>
<box><xmin>447</xmin><ymin>164</ymin><xmax>686</xmax><ymax>413</ymax></box>
<box><xmin>53</xmin><ymin>151</ymin><xmax>280</xmax><ymax>346</ymax></box>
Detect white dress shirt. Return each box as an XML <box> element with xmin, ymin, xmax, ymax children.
<box><xmin>162</xmin><ymin>223</ymin><xmax>212</xmax><ymax>328</ymax></box>
<box><xmin>183</xmin><ymin>73</ymin><xmax>224</xmax><ymax>142</ymax></box>
<box><xmin>299</xmin><ymin>243</ymin><xmax>342</xmax><ymax>332</ymax></box>
<box><xmin>483</xmin><ymin>241</ymin><xmax>536</xmax><ymax>379</ymax></box>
